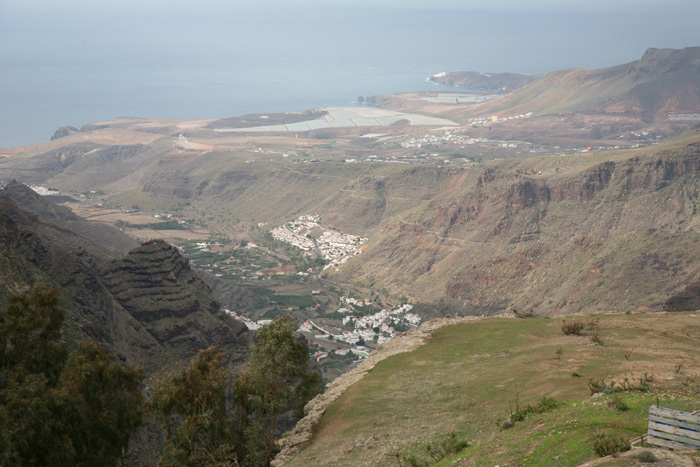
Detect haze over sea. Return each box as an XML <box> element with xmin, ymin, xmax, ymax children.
<box><xmin>2</xmin><ymin>1</ymin><xmax>699</xmax><ymax>148</ymax></box>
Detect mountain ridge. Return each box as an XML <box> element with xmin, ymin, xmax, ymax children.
<box><xmin>0</xmin><ymin>183</ymin><xmax>251</xmax><ymax>374</ymax></box>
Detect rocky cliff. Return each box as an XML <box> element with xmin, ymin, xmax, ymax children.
<box><xmin>102</xmin><ymin>240</ymin><xmax>250</xmax><ymax>369</ymax></box>
<box><xmin>335</xmin><ymin>130</ymin><xmax>700</xmax><ymax>315</ymax></box>
<box><xmin>0</xmin><ymin>190</ymin><xmax>251</xmax><ymax>374</ymax></box>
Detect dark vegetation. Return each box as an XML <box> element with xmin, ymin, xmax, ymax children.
<box><xmin>126</xmin><ymin>219</ymin><xmax>188</xmax><ymax>230</ymax></box>
<box><xmin>592</xmin><ymin>430</ymin><xmax>631</xmax><ymax>457</ymax></box>
<box><xmin>0</xmin><ymin>288</ymin><xmax>322</xmax><ymax>466</ymax></box>
<box><xmin>0</xmin><ymin>287</ymin><xmax>144</xmax><ymax>466</ymax></box>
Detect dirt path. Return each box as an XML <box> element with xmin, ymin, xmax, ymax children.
<box><xmin>272</xmin><ymin>315</ymin><xmax>506</xmax><ymax>466</ymax></box>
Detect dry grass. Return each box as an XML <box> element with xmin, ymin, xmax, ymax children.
<box><xmin>284</xmin><ymin>312</ymin><xmax>700</xmax><ymax>466</ymax></box>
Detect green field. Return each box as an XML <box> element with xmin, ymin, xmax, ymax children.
<box><xmin>286</xmin><ymin>313</ymin><xmax>700</xmax><ymax>466</ymax></box>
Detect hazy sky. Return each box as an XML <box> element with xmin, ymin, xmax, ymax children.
<box><xmin>3</xmin><ymin>0</ymin><xmax>699</xmax><ymax>72</ymax></box>
<box><xmin>1</xmin><ymin>0</ymin><xmax>699</xmax><ymax>147</ymax></box>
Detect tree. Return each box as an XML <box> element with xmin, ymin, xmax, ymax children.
<box><xmin>148</xmin><ymin>347</ymin><xmax>239</xmax><ymax>467</ymax></box>
<box><xmin>234</xmin><ymin>315</ymin><xmax>322</xmax><ymax>466</ymax></box>
<box><xmin>148</xmin><ymin>315</ymin><xmax>322</xmax><ymax>467</ymax></box>
<box><xmin>60</xmin><ymin>342</ymin><xmax>146</xmax><ymax>465</ymax></box>
<box><xmin>0</xmin><ymin>286</ymin><xmax>67</xmax><ymax>386</ymax></box>
<box><xmin>0</xmin><ymin>286</ymin><xmax>145</xmax><ymax>466</ymax></box>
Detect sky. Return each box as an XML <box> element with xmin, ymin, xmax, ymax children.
<box><xmin>1</xmin><ymin>0</ymin><xmax>699</xmax><ymax>147</ymax></box>
<box><xmin>2</xmin><ymin>0</ymin><xmax>698</xmax><ymax>72</ymax></box>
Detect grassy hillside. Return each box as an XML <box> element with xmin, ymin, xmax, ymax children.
<box><xmin>282</xmin><ymin>312</ymin><xmax>700</xmax><ymax>466</ymax></box>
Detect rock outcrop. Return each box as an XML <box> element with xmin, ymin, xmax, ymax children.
<box><xmin>50</xmin><ymin>126</ymin><xmax>80</xmax><ymax>140</ymax></box>
<box><xmin>102</xmin><ymin>240</ymin><xmax>251</xmax><ymax>369</ymax></box>
<box><xmin>0</xmin><ymin>189</ymin><xmax>251</xmax><ymax>375</ymax></box>
<box><xmin>428</xmin><ymin>71</ymin><xmax>538</xmax><ymax>92</ymax></box>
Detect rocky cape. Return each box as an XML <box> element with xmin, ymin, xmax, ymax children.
<box><xmin>428</xmin><ymin>70</ymin><xmax>538</xmax><ymax>92</ymax></box>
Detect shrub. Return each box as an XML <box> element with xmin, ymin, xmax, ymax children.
<box><xmin>588</xmin><ymin>374</ymin><xmax>653</xmax><ymax>395</ymax></box>
<box><xmin>510</xmin><ymin>396</ymin><xmax>561</xmax><ymax>423</ymax></box>
<box><xmin>500</xmin><ymin>418</ymin><xmax>514</xmax><ymax>430</ymax></box>
<box><xmin>590</xmin><ymin>331</ymin><xmax>604</xmax><ymax>346</ymax></box>
<box><xmin>608</xmin><ymin>396</ymin><xmax>629</xmax><ymax>412</ymax></box>
<box><xmin>562</xmin><ymin>319</ymin><xmax>585</xmax><ymax>335</ymax></box>
<box><xmin>572</xmin><ymin>371</ymin><xmax>584</xmax><ymax>377</ymax></box>
<box><xmin>635</xmin><ymin>450</ymin><xmax>658</xmax><ymax>463</ymax></box>
<box><xmin>425</xmin><ymin>432</ymin><xmax>469</xmax><ymax>461</ymax></box>
<box><xmin>592</xmin><ymin>431</ymin><xmax>630</xmax><ymax>457</ymax></box>
<box><xmin>398</xmin><ymin>432</ymin><xmax>469</xmax><ymax>466</ymax></box>
<box><xmin>588</xmin><ymin>378</ymin><xmax>608</xmax><ymax>394</ymax></box>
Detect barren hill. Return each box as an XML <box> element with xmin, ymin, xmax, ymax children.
<box><xmin>334</xmin><ymin>129</ymin><xmax>700</xmax><ymax>315</ymax></box>
<box><xmin>471</xmin><ymin>47</ymin><xmax>700</xmax><ymax>120</ymax></box>
<box><xmin>377</xmin><ymin>47</ymin><xmax>700</xmax><ymax>144</ymax></box>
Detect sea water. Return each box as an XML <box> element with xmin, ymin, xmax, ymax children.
<box><xmin>1</xmin><ymin>3</ymin><xmax>690</xmax><ymax>148</ymax></box>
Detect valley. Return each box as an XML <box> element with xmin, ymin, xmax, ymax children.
<box><xmin>1</xmin><ymin>46</ymin><xmax>700</xmax><ymax>465</ymax></box>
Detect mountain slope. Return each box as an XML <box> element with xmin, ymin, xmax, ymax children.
<box><xmin>101</xmin><ymin>239</ymin><xmax>250</xmax><ymax>369</ymax></box>
<box><xmin>334</xmin><ymin>129</ymin><xmax>700</xmax><ymax>314</ymax></box>
<box><xmin>466</xmin><ymin>47</ymin><xmax>700</xmax><ymax>120</ymax></box>
<box><xmin>277</xmin><ymin>313</ymin><xmax>700</xmax><ymax>466</ymax></box>
<box><xmin>0</xmin><ymin>180</ymin><xmax>139</xmax><ymax>255</ymax></box>
<box><xmin>0</xmin><ymin>190</ymin><xmax>251</xmax><ymax>374</ymax></box>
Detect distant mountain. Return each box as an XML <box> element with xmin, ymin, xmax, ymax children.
<box><xmin>427</xmin><ymin>71</ymin><xmax>538</xmax><ymax>92</ymax></box>
<box><xmin>0</xmin><ymin>184</ymin><xmax>251</xmax><ymax>374</ymax></box>
<box><xmin>470</xmin><ymin>47</ymin><xmax>700</xmax><ymax>120</ymax></box>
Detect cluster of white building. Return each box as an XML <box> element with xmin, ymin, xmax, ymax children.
<box><xmin>317</xmin><ymin>230</ymin><xmax>367</xmax><ymax>270</ymax></box>
<box><xmin>400</xmin><ymin>130</ymin><xmax>472</xmax><ymax>149</ymax></box>
<box><xmin>270</xmin><ymin>215</ymin><xmax>367</xmax><ymax>270</ymax></box>
<box><xmin>298</xmin><ymin>303</ymin><xmax>421</xmax><ymax>353</ymax></box>
<box><xmin>223</xmin><ymin>309</ymin><xmax>271</xmax><ymax>331</ymax></box>
<box><xmin>340</xmin><ymin>296</ymin><xmax>371</xmax><ymax>307</ymax></box>
<box><xmin>270</xmin><ymin>215</ymin><xmax>319</xmax><ymax>250</ymax></box>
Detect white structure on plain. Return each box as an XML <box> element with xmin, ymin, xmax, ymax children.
<box><xmin>178</xmin><ymin>134</ymin><xmax>190</xmax><ymax>149</ymax></box>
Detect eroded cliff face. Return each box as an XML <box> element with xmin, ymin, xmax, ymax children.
<box><xmin>101</xmin><ymin>240</ymin><xmax>251</xmax><ymax>369</ymax></box>
<box><xmin>336</xmin><ymin>136</ymin><xmax>700</xmax><ymax>315</ymax></box>
<box><xmin>0</xmin><ymin>191</ymin><xmax>251</xmax><ymax>375</ymax></box>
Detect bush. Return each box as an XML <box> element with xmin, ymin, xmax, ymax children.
<box><xmin>608</xmin><ymin>396</ymin><xmax>629</xmax><ymax>412</ymax></box>
<box><xmin>510</xmin><ymin>396</ymin><xmax>561</xmax><ymax>423</ymax></box>
<box><xmin>562</xmin><ymin>319</ymin><xmax>585</xmax><ymax>335</ymax></box>
<box><xmin>588</xmin><ymin>374</ymin><xmax>653</xmax><ymax>395</ymax></box>
<box><xmin>635</xmin><ymin>450</ymin><xmax>658</xmax><ymax>463</ymax></box>
<box><xmin>425</xmin><ymin>432</ymin><xmax>469</xmax><ymax>461</ymax></box>
<box><xmin>500</xmin><ymin>418</ymin><xmax>514</xmax><ymax>430</ymax></box>
<box><xmin>592</xmin><ymin>431</ymin><xmax>630</xmax><ymax>457</ymax></box>
<box><xmin>396</xmin><ymin>432</ymin><xmax>469</xmax><ymax>466</ymax></box>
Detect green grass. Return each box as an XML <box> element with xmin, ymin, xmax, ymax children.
<box><xmin>287</xmin><ymin>313</ymin><xmax>700</xmax><ymax>466</ymax></box>
<box><xmin>269</xmin><ymin>294</ymin><xmax>315</xmax><ymax>309</ymax></box>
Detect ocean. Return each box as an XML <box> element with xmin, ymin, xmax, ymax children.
<box><xmin>1</xmin><ymin>3</ymin><xmax>694</xmax><ymax>148</ymax></box>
